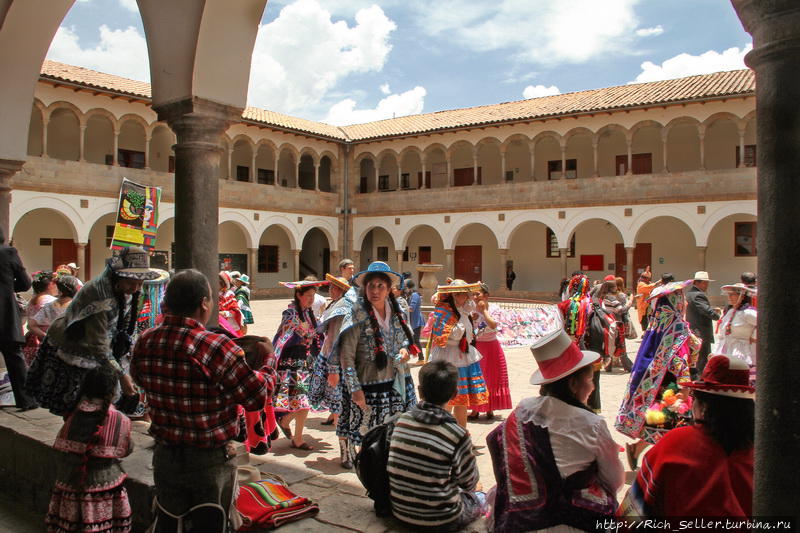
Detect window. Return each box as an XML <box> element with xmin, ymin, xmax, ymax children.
<box><xmin>736</xmin><ymin>145</ymin><xmax>757</xmax><ymax>168</ymax></box>
<box><xmin>734</xmin><ymin>222</ymin><xmax>756</xmax><ymax>257</ymax></box>
<box><xmin>546</xmin><ymin>228</ymin><xmax>575</xmax><ymax>258</ymax></box>
<box><xmin>236</xmin><ymin>165</ymin><xmax>250</xmax><ymax>182</ymax></box>
<box><xmin>401</xmin><ymin>173</ymin><xmax>410</xmax><ymax>189</ymax></box>
<box><xmin>168</xmin><ymin>155</ymin><xmax>175</xmax><ymax>173</ymax></box>
<box><xmin>377</xmin><ymin>246</ymin><xmax>389</xmax><ymax>261</ymax></box>
<box><xmin>258</xmin><ymin>245</ymin><xmax>279</xmax><ymax>272</ymax></box>
<box><xmin>257</xmin><ymin>168</ymin><xmax>275</xmax><ymax>185</ymax></box>
<box><xmin>105</xmin><ymin>225</ymin><xmax>115</xmax><ymax>248</ymax></box>
<box><xmin>548</xmin><ymin>159</ymin><xmax>576</xmax><ymax>179</ymax></box>
<box><xmin>118</xmin><ymin>149</ymin><xmax>145</xmax><ymax>169</ymax></box>
<box><xmin>402</xmin><ymin>247</ymin><xmax>409</xmax><ymax>262</ymax></box>
<box><xmin>378</xmin><ymin>175</ymin><xmax>390</xmax><ymax>190</ymax></box>
<box><xmin>505</xmin><ymin>170</ymin><xmax>514</xmax><ymax>181</ymax></box>
<box><xmin>360</xmin><ymin>176</ymin><xmax>368</xmax><ymax>193</ymax></box>
<box><xmin>615</xmin><ymin>153</ymin><xmax>652</xmax><ymax>175</ymax></box>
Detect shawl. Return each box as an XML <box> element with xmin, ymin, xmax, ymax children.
<box><xmin>54</xmin><ymin>399</ymin><xmax>131</xmax><ymax>459</ymax></box>
<box><xmin>59</xmin><ymin>268</ymin><xmax>118</xmax><ymax>334</ymax></box>
<box><xmin>615</xmin><ymin>292</ymin><xmax>699</xmax><ymax>440</ymax></box>
<box><xmin>272</xmin><ymin>303</ymin><xmax>322</xmax><ymax>359</ymax></box>
<box><xmin>426</xmin><ymin>303</ymin><xmax>459</xmax><ymax>348</ymax></box>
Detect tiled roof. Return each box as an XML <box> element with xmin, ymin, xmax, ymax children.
<box><xmin>39</xmin><ymin>60</ymin><xmax>754</xmax><ymax>142</ymax></box>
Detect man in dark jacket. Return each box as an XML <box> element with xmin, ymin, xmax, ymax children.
<box><xmin>685</xmin><ymin>271</ymin><xmax>721</xmax><ymax>376</ymax></box>
<box><xmin>0</xmin><ymin>226</ymin><xmax>37</xmax><ymax>410</ymax></box>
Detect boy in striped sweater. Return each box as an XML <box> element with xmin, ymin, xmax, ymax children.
<box><xmin>387</xmin><ymin>360</ymin><xmax>487</xmax><ymax>530</ymax></box>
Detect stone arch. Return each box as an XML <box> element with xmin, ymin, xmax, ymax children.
<box><xmin>449</xmin><ymin>221</ymin><xmax>501</xmax><ymax>284</ymax></box>
<box><xmin>11</xmin><ymin>200</ymin><xmax>80</xmax><ymax>242</ymax></box>
<box><xmin>564</xmin><ymin>127</ymin><xmax>594</xmax><ymax>179</ymax></box>
<box><xmin>400</xmin><ymin>223</ymin><xmax>446</xmax><ymax>250</ymax></box>
<box><xmin>259</xmin><ymin>218</ymin><xmax>299</xmax><ymax>251</ymax></box>
<box><xmin>629</xmin><ymin>119</ymin><xmax>665</xmax><ymax>174</ymax></box>
<box><xmin>277</xmin><ymin>144</ymin><xmax>298</xmax><ymax>187</ymax></box>
<box><xmin>446</xmin><ymin>217</ymin><xmax>501</xmax><ymax>250</ymax></box>
<box><xmin>423</xmin><ymin>143</ymin><xmax>448</xmax><ymax>189</ymax></box>
<box><xmin>318</xmin><ymin>153</ymin><xmax>335</xmax><ymax>192</ymax></box>
<box><xmin>702</xmin><ymin>111</ymin><xmax>742</xmax><ymax>129</ymax></box>
<box><xmin>563</xmin><ymin>126</ymin><xmax>595</xmax><ymax>142</ymax></box>
<box><xmin>277</xmin><ymin>142</ymin><xmax>300</xmax><ymax>160</ymax></box>
<box><xmin>450</xmin><ymin>140</ymin><xmax>476</xmax><ymax>184</ymax></box>
<box><xmin>149</xmin><ymin>124</ymin><xmax>175</xmax><ymax>173</ymax></box>
<box><xmin>118</xmin><ymin>113</ymin><xmax>151</xmax><ymax>132</ymax></box>
<box><xmin>83</xmin><ymin>111</ymin><xmax>116</xmax><ymax>165</ymax></box>
<box><xmin>355</xmin><ymin>225</ymin><xmax>397</xmax><ymax>252</ymax></box>
<box><xmin>633</xmin><ymin>214</ymin><xmax>699</xmax><ymax>280</ymax></box>
<box><xmin>299</xmin><ymin>146</ymin><xmax>319</xmax><ymax>163</ymax></box>
<box><xmin>46</xmin><ymin>103</ymin><xmax>81</xmax><ymax>160</ymax></box>
<box><xmin>506</xmin><ymin>218</ymin><xmax>561</xmax><ymax>292</ymax></box>
<box><xmin>703</xmin><ymin>112</ymin><xmax>741</xmax><ymax>170</ymax></box>
<box><xmin>502</xmin><ymin>212</ymin><xmax>561</xmax><ymax>249</ymax></box>
<box><xmin>118</xmin><ymin>114</ymin><xmax>148</xmax><ymax>168</ymax></box>
<box><xmin>84</xmin><ymin>108</ymin><xmax>119</xmax><ymax>130</ymax></box>
<box><xmin>219</xmin><ymin>210</ymin><xmax>256</xmax><ymax>248</ymax></box>
<box><xmin>300</xmin><ymin>220</ymin><xmax>337</xmax><ymax>250</ymax></box>
<box><xmin>698</xmin><ymin>203</ymin><xmax>758</xmax><ymax>247</ymax></box>
<box><xmin>319</xmin><ymin>149</ymin><xmax>338</xmax><ymax>167</ymax></box>
<box><xmin>357</xmin><ymin>227</ymin><xmax>397</xmax><ymax>270</ymax></box>
<box><xmin>532</xmin><ymin>130</ymin><xmax>562</xmax><ymax>180</ymax></box>
<box><xmin>665</xmin><ymin>116</ymin><xmax>702</xmax><ymax>172</ymax></box>
<box><xmin>300</xmin><ymin>226</ymin><xmax>333</xmax><ymax>279</ymax></box>
<box><xmin>596</xmin><ymin>123</ymin><xmax>629</xmax><ymax>177</ymax></box>
<box><xmin>561</xmin><ymin>211</ymin><xmax>628</xmax><ymax>248</ymax></box>
<box><xmin>422</xmin><ymin>142</ymin><xmax>448</xmax><ymax>159</ymax></box>
<box><xmin>11</xmin><ymin>207</ymin><xmax>81</xmax><ymax>274</ymax></box>
<box><xmin>27</xmin><ymin>102</ymin><xmax>44</xmax><ymax>156</ymax></box>
<box><xmin>44</xmin><ymin>100</ymin><xmax>84</xmax><ymax>123</ymax></box>
<box><xmin>298</xmin><ymin>153</ymin><xmax>316</xmax><ymax>190</ymax></box>
<box><xmin>500</xmin><ymin>132</ymin><xmax>531</xmax><ymax>149</ymax></box>
<box><xmin>501</xmin><ymin>133</ymin><xmax>532</xmax><ymax>182</ymax></box>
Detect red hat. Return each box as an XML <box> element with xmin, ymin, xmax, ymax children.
<box><xmin>684</xmin><ymin>354</ymin><xmax>754</xmax><ymax>399</ymax></box>
<box><xmin>529</xmin><ymin>329</ymin><xmax>600</xmax><ymax>385</ymax></box>
<box><xmin>603</xmin><ymin>275</ymin><xmax>616</xmax><ymax>282</ymax></box>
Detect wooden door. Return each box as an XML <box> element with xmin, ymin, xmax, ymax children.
<box><xmin>52</xmin><ymin>239</ymin><xmax>76</xmax><ymax>270</ymax></box>
<box><xmin>614</xmin><ymin>243</ymin><xmax>652</xmax><ymax>282</ymax></box>
<box><xmin>632</xmin><ymin>153</ymin><xmax>652</xmax><ymax>174</ymax></box>
<box><xmin>615</xmin><ymin>155</ymin><xmax>627</xmax><ymax>176</ymax></box>
<box><xmin>418</xmin><ymin>246</ymin><xmax>431</xmax><ymax>264</ymax></box>
<box><xmin>454</xmin><ymin>245</ymin><xmax>482</xmax><ymax>282</ymax></box>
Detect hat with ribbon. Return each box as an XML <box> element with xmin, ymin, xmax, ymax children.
<box><xmin>647</xmin><ymin>279</ymin><xmax>693</xmax><ymax>301</ymax></box>
<box><xmin>684</xmin><ymin>354</ymin><xmax>754</xmax><ymax>399</ymax></box>
<box><xmin>529</xmin><ymin>328</ymin><xmax>601</xmax><ymax>385</ymax></box>
<box><xmin>325</xmin><ymin>273</ymin><xmax>351</xmax><ymax>292</ymax></box>
<box><xmin>107</xmin><ymin>246</ymin><xmax>161</xmax><ymax>280</ymax></box>
<box><xmin>720</xmin><ymin>282</ymin><xmax>756</xmax><ymax>296</ymax></box>
<box><xmin>352</xmin><ymin>261</ymin><xmax>403</xmax><ymax>289</ymax></box>
<box><xmin>693</xmin><ymin>271</ymin><xmax>714</xmax><ymax>282</ymax></box>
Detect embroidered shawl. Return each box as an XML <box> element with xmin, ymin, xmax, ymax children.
<box><xmin>54</xmin><ymin>399</ymin><xmax>132</xmax><ymax>459</ymax></box>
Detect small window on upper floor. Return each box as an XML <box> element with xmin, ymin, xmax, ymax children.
<box><xmin>118</xmin><ymin>149</ymin><xmax>145</xmax><ymax>169</ymax></box>
<box><xmin>734</xmin><ymin>222</ymin><xmax>756</xmax><ymax>257</ymax></box>
<box><xmin>257</xmin><ymin>168</ymin><xmax>275</xmax><ymax>185</ymax></box>
<box><xmin>736</xmin><ymin>145</ymin><xmax>757</xmax><ymax>168</ymax></box>
<box><xmin>236</xmin><ymin>165</ymin><xmax>250</xmax><ymax>182</ymax></box>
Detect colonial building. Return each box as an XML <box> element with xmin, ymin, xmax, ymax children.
<box><xmin>11</xmin><ymin>60</ymin><xmax>756</xmax><ymax>297</ymax></box>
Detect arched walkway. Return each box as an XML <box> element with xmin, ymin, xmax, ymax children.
<box><xmin>300</xmin><ymin>227</ymin><xmax>331</xmax><ymax>279</ymax></box>
<box><xmin>11</xmin><ymin>208</ymin><xmax>78</xmax><ymax>274</ymax></box>
<box><xmin>634</xmin><ymin>216</ymin><xmax>698</xmax><ymax>281</ymax></box>
<box><xmin>257</xmin><ymin>224</ymin><xmax>295</xmax><ymax>288</ymax></box>
<box><xmin>507</xmin><ymin>220</ymin><xmax>560</xmax><ymax>292</ymax></box>
<box><xmin>452</xmin><ymin>222</ymin><xmax>500</xmax><ymax>285</ymax></box>
<box><xmin>358</xmin><ymin>227</ymin><xmax>396</xmax><ymax>271</ymax></box>
<box><xmin>402</xmin><ymin>224</ymin><xmax>446</xmax><ymax>287</ymax></box>
<box><xmin>706</xmin><ymin>213</ymin><xmax>757</xmax><ymax>292</ymax></box>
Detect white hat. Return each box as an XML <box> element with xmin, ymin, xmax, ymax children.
<box><xmin>66</xmin><ymin>262</ymin><xmax>79</xmax><ymax>270</ymax></box>
<box><xmin>529</xmin><ymin>329</ymin><xmax>600</xmax><ymax>385</ymax></box>
<box><xmin>693</xmin><ymin>271</ymin><xmax>714</xmax><ymax>281</ymax></box>
<box><xmin>721</xmin><ymin>283</ymin><xmax>757</xmax><ymax>296</ymax></box>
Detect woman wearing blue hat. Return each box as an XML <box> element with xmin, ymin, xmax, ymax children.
<box><xmin>333</xmin><ymin>261</ymin><xmax>419</xmax><ymax>465</ymax></box>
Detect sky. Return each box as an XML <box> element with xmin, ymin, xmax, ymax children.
<box><xmin>47</xmin><ymin>0</ymin><xmax>752</xmax><ymax>126</ymax></box>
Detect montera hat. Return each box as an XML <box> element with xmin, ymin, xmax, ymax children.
<box><xmin>529</xmin><ymin>328</ymin><xmax>601</xmax><ymax>385</ymax></box>
<box><xmin>721</xmin><ymin>282</ymin><xmax>756</xmax><ymax>296</ymax></box>
<box><xmin>352</xmin><ymin>261</ymin><xmax>403</xmax><ymax>289</ymax></box>
<box><xmin>647</xmin><ymin>279</ymin><xmax>693</xmax><ymax>301</ymax></box>
<box><xmin>684</xmin><ymin>354</ymin><xmax>754</xmax><ymax>399</ymax></box>
<box><xmin>107</xmin><ymin>246</ymin><xmax>160</xmax><ymax>280</ymax></box>
<box><xmin>325</xmin><ymin>273</ymin><xmax>351</xmax><ymax>292</ymax></box>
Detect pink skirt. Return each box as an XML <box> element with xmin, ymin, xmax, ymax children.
<box><xmin>474</xmin><ymin>339</ymin><xmax>512</xmax><ymax>412</ymax></box>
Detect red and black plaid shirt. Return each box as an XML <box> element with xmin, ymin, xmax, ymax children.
<box><xmin>132</xmin><ymin>314</ymin><xmax>273</xmax><ymax>448</ymax></box>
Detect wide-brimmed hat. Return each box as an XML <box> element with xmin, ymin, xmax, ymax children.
<box><xmin>435</xmin><ymin>278</ymin><xmax>482</xmax><ymax>295</ymax></box>
<box><xmin>325</xmin><ymin>273</ymin><xmax>351</xmax><ymax>292</ymax></box>
<box><xmin>529</xmin><ymin>329</ymin><xmax>601</xmax><ymax>385</ymax></box>
<box><xmin>108</xmin><ymin>246</ymin><xmax>161</xmax><ymax>280</ymax></box>
<box><xmin>238</xmin><ymin>274</ymin><xmax>250</xmax><ymax>285</ymax></box>
<box><xmin>279</xmin><ymin>280</ymin><xmax>329</xmax><ymax>289</ymax></box>
<box><xmin>693</xmin><ymin>271</ymin><xmax>714</xmax><ymax>282</ymax></box>
<box><xmin>144</xmin><ymin>269</ymin><xmax>170</xmax><ymax>285</ymax></box>
<box><xmin>219</xmin><ymin>271</ymin><xmax>233</xmax><ymax>288</ymax></box>
<box><xmin>721</xmin><ymin>282</ymin><xmax>756</xmax><ymax>296</ymax></box>
<box><xmin>647</xmin><ymin>279</ymin><xmax>693</xmax><ymax>301</ymax></box>
<box><xmin>66</xmin><ymin>262</ymin><xmax>79</xmax><ymax>270</ymax></box>
<box><xmin>684</xmin><ymin>354</ymin><xmax>754</xmax><ymax>399</ymax></box>
<box><xmin>352</xmin><ymin>261</ymin><xmax>403</xmax><ymax>289</ymax></box>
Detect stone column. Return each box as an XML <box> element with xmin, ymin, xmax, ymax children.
<box><xmin>472</xmin><ymin>155</ymin><xmax>478</xmax><ymax>185</ymax></box>
<box><xmin>144</xmin><ymin>131</ymin><xmax>152</xmax><ymax>170</ymax></box>
<box><xmin>251</xmin><ymin>151</ymin><xmax>257</xmax><ymax>183</ymax></box>
<box><xmin>247</xmin><ymin>247</ymin><xmax>258</xmax><ymax>289</ymax></box>
<box><xmin>75</xmin><ymin>242</ymin><xmax>87</xmax><ymax>280</ymax></box>
<box><xmin>732</xmin><ymin>0</ymin><xmax>800</xmax><ymax>515</ymax></box>
<box><xmin>294</xmin><ymin>159</ymin><xmax>300</xmax><ymax>188</ymax></box>
<box><xmin>559</xmin><ymin>248</ymin><xmax>569</xmax><ymax>279</ymax></box>
<box><xmin>738</xmin><ymin>125</ymin><xmax>747</xmax><ymax>168</ymax></box>
<box><xmin>446</xmin><ymin>156</ymin><xmax>452</xmax><ymax>187</ymax></box>
<box><xmin>560</xmin><ymin>145</ymin><xmax>566</xmax><ymax>179</ymax></box>
<box><xmin>292</xmin><ymin>249</ymin><xmax>301</xmax><ymax>280</ymax></box>
<box><xmin>154</xmin><ymin>98</ymin><xmax>240</xmax><ymax>324</ymax></box>
<box><xmin>228</xmin><ymin>148</ymin><xmax>234</xmax><ymax>180</ymax></box>
<box><xmin>330</xmin><ymin>250</ymin><xmax>341</xmax><ymax>272</ymax></box>
<box><xmin>661</xmin><ymin>131</ymin><xmax>669</xmax><ymax>173</ymax></box>
<box><xmin>498</xmin><ymin>248</ymin><xmax>509</xmax><ymax>292</ymax></box>
<box><xmin>111</xmin><ymin>127</ymin><xmax>119</xmax><ymax>165</ymax></box>
<box><xmin>395</xmin><ymin>250</ymin><xmax>404</xmax><ymax>275</ymax></box>
<box><xmin>42</xmin><ymin>117</ymin><xmax>49</xmax><ymax>157</ymax></box>
<box><xmin>0</xmin><ymin>159</ymin><xmax>24</xmax><ymax>239</ymax></box>
<box><xmin>591</xmin><ymin>139</ymin><xmax>599</xmax><ymax>177</ymax></box>
<box><xmin>444</xmin><ymin>248</ymin><xmax>454</xmax><ymax>276</ymax></box>
<box><xmin>374</xmin><ymin>165</ymin><xmax>379</xmax><ymax>192</ymax></box>
<box><xmin>698</xmin><ymin>125</ymin><xmax>706</xmax><ymax>171</ymax></box>
<box><xmin>529</xmin><ymin>141</ymin><xmax>536</xmax><ymax>181</ymax></box>
<box><xmin>314</xmin><ymin>163</ymin><xmax>320</xmax><ymax>191</ymax></box>
<box><xmin>625</xmin><ymin>246</ymin><xmax>635</xmax><ymax>291</ymax></box>
<box><xmin>500</xmin><ymin>150</ymin><xmax>507</xmax><ymax>182</ymax></box>
<box><xmin>626</xmin><ymin>136</ymin><xmax>633</xmax><ymax>175</ymax></box>
<box><xmin>422</xmin><ymin>160</ymin><xmax>428</xmax><ymax>189</ymax></box>
<box><xmin>79</xmin><ymin>124</ymin><xmax>86</xmax><ymax>162</ymax></box>
<box><xmin>696</xmin><ymin>246</ymin><xmax>707</xmax><ymax>271</ymax></box>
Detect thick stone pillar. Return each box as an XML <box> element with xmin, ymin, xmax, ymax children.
<box><xmin>732</xmin><ymin>0</ymin><xmax>800</xmax><ymax>516</ymax></box>
<box><xmin>625</xmin><ymin>246</ymin><xmax>635</xmax><ymax>291</ymax></box>
<box><xmin>75</xmin><ymin>242</ymin><xmax>87</xmax><ymax>280</ymax></box>
<box><xmin>154</xmin><ymin>98</ymin><xmax>240</xmax><ymax>324</ymax></box>
<box><xmin>559</xmin><ymin>248</ymin><xmax>569</xmax><ymax>280</ymax></box>
<box><xmin>247</xmin><ymin>247</ymin><xmax>258</xmax><ymax>288</ymax></box>
<box><xmin>292</xmin><ymin>249</ymin><xmax>301</xmax><ymax>280</ymax></box>
<box><xmin>0</xmin><ymin>159</ymin><xmax>24</xmax><ymax>240</ymax></box>
<box><xmin>498</xmin><ymin>248</ymin><xmax>509</xmax><ymax>292</ymax></box>
<box><xmin>696</xmin><ymin>246</ymin><xmax>707</xmax><ymax>271</ymax></box>
<box><xmin>444</xmin><ymin>248</ymin><xmax>454</xmax><ymax>276</ymax></box>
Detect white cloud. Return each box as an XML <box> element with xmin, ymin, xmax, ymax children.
<box><xmin>410</xmin><ymin>0</ymin><xmax>640</xmax><ymax>65</ymax></box>
<box><xmin>118</xmin><ymin>0</ymin><xmax>138</xmax><ymax>12</ymax></box>
<box><xmin>46</xmin><ymin>24</ymin><xmax>150</xmax><ymax>82</ymax></box>
<box><xmin>324</xmin><ymin>86</ymin><xmax>426</xmax><ymax>126</ymax></box>
<box><xmin>248</xmin><ymin>0</ymin><xmax>396</xmax><ymax>117</ymax></box>
<box><xmin>380</xmin><ymin>83</ymin><xmax>391</xmax><ymax>95</ymax></box>
<box><xmin>522</xmin><ymin>84</ymin><xmax>560</xmax><ymax>99</ymax></box>
<box><xmin>632</xmin><ymin>44</ymin><xmax>752</xmax><ymax>83</ymax></box>
<box><xmin>636</xmin><ymin>25</ymin><xmax>663</xmax><ymax>37</ymax></box>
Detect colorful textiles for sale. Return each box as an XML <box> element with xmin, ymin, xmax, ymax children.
<box><xmin>489</xmin><ymin>304</ymin><xmax>562</xmax><ymax>347</ymax></box>
<box><xmin>236</xmin><ymin>475</ymin><xmax>319</xmax><ymax>530</ymax></box>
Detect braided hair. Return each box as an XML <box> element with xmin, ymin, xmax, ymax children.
<box><xmin>111</xmin><ymin>275</ymin><xmax>140</xmax><ymax>361</ymax></box>
<box><xmin>293</xmin><ymin>286</ymin><xmax>320</xmax><ymax>356</ymax></box>
<box><xmin>443</xmin><ymin>293</ymin><xmax>475</xmax><ymax>351</ymax></box>
<box><xmin>361</xmin><ymin>272</ymin><xmax>417</xmax><ymax>370</ymax></box>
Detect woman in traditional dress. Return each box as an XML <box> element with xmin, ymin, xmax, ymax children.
<box><xmin>22</xmin><ymin>270</ymin><xmax>57</xmax><ymax>366</ymax></box>
<box><xmin>334</xmin><ymin>261</ymin><xmax>418</xmax><ymax>466</ymax></box>
<box><xmin>615</xmin><ymin>280</ymin><xmax>700</xmax><ymax>470</ymax></box>
<box><xmin>427</xmin><ymin>279</ymin><xmax>488</xmax><ymax>428</ymax></box>
<box><xmin>234</xmin><ymin>274</ymin><xmax>254</xmax><ymax>331</ymax></box>
<box><xmin>218</xmin><ymin>272</ymin><xmax>244</xmax><ymax>337</ymax></box>
<box><xmin>28</xmin><ymin>275</ymin><xmax>80</xmax><ymax>343</ymax></box>
<box><xmin>620</xmin><ymin>354</ymin><xmax>754</xmax><ymax>518</ymax></box>
<box><xmin>715</xmin><ymin>283</ymin><xmax>757</xmax><ymax>385</ymax></box>
<box><xmin>308</xmin><ymin>273</ymin><xmax>351</xmax><ymax>467</ymax></box>
<box><xmin>487</xmin><ymin>329</ymin><xmax>624</xmax><ymax>532</ymax></box>
<box><xmin>45</xmin><ymin>365</ymin><xmax>133</xmax><ymax>533</ymax></box>
<box><xmin>272</xmin><ymin>280</ymin><xmax>326</xmax><ymax>451</ymax></box>
<box><xmin>27</xmin><ymin>247</ymin><xmax>160</xmax><ymax>416</ymax></box>
<box><xmin>468</xmin><ymin>283</ymin><xmax>511</xmax><ymax>421</ymax></box>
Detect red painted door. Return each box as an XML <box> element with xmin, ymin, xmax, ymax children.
<box><xmin>418</xmin><ymin>246</ymin><xmax>431</xmax><ymax>264</ymax></box>
<box><xmin>614</xmin><ymin>243</ymin><xmax>652</xmax><ymax>282</ymax></box>
<box><xmin>52</xmin><ymin>239</ymin><xmax>76</xmax><ymax>271</ymax></box>
<box><xmin>455</xmin><ymin>245</ymin><xmax>482</xmax><ymax>282</ymax></box>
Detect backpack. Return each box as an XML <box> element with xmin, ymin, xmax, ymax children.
<box><xmin>354</xmin><ymin>417</ymin><xmax>397</xmax><ymax>517</ymax></box>
<box><xmin>586</xmin><ymin>303</ymin><xmax>617</xmax><ymax>357</ymax></box>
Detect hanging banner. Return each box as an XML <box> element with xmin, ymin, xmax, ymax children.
<box><xmin>110</xmin><ymin>178</ymin><xmax>161</xmax><ymax>250</ymax></box>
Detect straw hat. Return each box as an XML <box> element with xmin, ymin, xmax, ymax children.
<box><xmin>721</xmin><ymin>282</ymin><xmax>756</xmax><ymax>296</ymax></box>
<box><xmin>693</xmin><ymin>271</ymin><xmax>714</xmax><ymax>282</ymax></box>
<box><xmin>684</xmin><ymin>354</ymin><xmax>754</xmax><ymax>399</ymax></box>
<box><xmin>352</xmin><ymin>261</ymin><xmax>403</xmax><ymax>289</ymax></box>
<box><xmin>529</xmin><ymin>328</ymin><xmax>600</xmax><ymax>385</ymax></box>
<box><xmin>433</xmin><ymin>279</ymin><xmax>482</xmax><ymax>302</ymax></box>
<box><xmin>108</xmin><ymin>246</ymin><xmax>161</xmax><ymax>280</ymax></box>
<box><xmin>325</xmin><ymin>273</ymin><xmax>351</xmax><ymax>292</ymax></box>
<box><xmin>279</xmin><ymin>280</ymin><xmax>329</xmax><ymax>289</ymax></box>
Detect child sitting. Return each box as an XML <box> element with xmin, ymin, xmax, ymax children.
<box><xmin>46</xmin><ymin>364</ymin><xmax>134</xmax><ymax>533</ymax></box>
<box><xmin>387</xmin><ymin>360</ymin><xmax>486</xmax><ymax>530</ymax></box>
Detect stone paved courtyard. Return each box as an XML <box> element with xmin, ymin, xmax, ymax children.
<box><xmin>0</xmin><ymin>298</ymin><xmax>643</xmax><ymax>532</ymax></box>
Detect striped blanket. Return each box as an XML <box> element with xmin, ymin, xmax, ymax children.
<box><xmin>236</xmin><ymin>475</ymin><xmax>319</xmax><ymax>530</ymax></box>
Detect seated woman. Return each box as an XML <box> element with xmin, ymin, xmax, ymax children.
<box><xmin>487</xmin><ymin>329</ymin><xmax>624</xmax><ymax>532</ymax></box>
<box><xmin>619</xmin><ymin>354</ymin><xmax>754</xmax><ymax>518</ymax></box>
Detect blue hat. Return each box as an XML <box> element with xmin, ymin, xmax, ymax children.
<box><xmin>352</xmin><ymin>261</ymin><xmax>403</xmax><ymax>289</ymax></box>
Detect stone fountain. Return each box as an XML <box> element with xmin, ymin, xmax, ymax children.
<box><xmin>416</xmin><ymin>263</ymin><xmax>444</xmax><ymax>303</ymax></box>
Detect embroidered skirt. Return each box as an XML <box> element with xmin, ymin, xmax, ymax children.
<box><xmin>337</xmin><ymin>375</ymin><xmax>416</xmax><ymax>445</ymax></box>
<box><xmin>448</xmin><ymin>362</ymin><xmax>489</xmax><ymax>408</ymax></box>
<box><xmin>26</xmin><ymin>339</ymin><xmax>93</xmax><ymax>417</ymax></box>
<box><xmin>474</xmin><ymin>340</ymin><xmax>512</xmax><ymax>412</ymax></box>
<box><xmin>273</xmin><ymin>356</ymin><xmax>312</xmax><ymax>412</ymax></box>
<box><xmin>46</xmin><ymin>479</ymin><xmax>132</xmax><ymax>533</ymax></box>
<box><xmin>308</xmin><ymin>352</ymin><xmax>342</xmax><ymax>415</ymax></box>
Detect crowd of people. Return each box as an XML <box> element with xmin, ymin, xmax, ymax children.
<box><xmin>0</xmin><ymin>226</ymin><xmax>759</xmax><ymax>532</ymax></box>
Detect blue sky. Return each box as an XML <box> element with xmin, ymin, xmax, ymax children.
<box><xmin>48</xmin><ymin>0</ymin><xmax>752</xmax><ymax>126</ymax></box>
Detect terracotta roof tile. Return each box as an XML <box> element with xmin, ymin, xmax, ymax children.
<box><xmin>39</xmin><ymin>60</ymin><xmax>753</xmax><ymax>142</ymax></box>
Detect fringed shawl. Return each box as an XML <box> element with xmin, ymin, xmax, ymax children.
<box><xmin>54</xmin><ymin>399</ymin><xmax>131</xmax><ymax>459</ymax></box>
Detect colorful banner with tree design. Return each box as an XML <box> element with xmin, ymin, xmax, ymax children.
<box><xmin>110</xmin><ymin>178</ymin><xmax>161</xmax><ymax>250</ymax></box>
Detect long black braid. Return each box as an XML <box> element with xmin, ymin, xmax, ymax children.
<box><xmin>111</xmin><ymin>275</ymin><xmax>140</xmax><ymax>362</ymax></box>
<box><xmin>361</xmin><ymin>273</ymin><xmax>417</xmax><ymax>370</ymax></box>
<box><xmin>444</xmin><ymin>293</ymin><xmax>476</xmax><ymax>351</ymax></box>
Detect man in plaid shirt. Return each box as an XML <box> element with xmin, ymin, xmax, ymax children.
<box><xmin>132</xmin><ymin>269</ymin><xmax>274</xmax><ymax>531</ymax></box>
